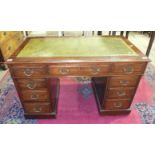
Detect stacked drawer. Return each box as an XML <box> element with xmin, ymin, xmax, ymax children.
<box><xmin>103</xmin><ymin>62</ymin><xmax>146</xmax><ymax>111</ymax></box>
<box><xmin>0</xmin><ymin>31</ymin><xmax>24</xmax><ymax>60</ymax></box>
<box><xmin>10</xmin><ymin>64</ymin><xmax>53</xmax><ymax>115</ymax></box>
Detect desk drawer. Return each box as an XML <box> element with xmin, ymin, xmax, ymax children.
<box><xmin>48</xmin><ymin>64</ymin><xmax>111</xmax><ymax>76</ymax></box>
<box><xmin>80</xmin><ymin>64</ymin><xmax>111</xmax><ymax>76</ymax></box>
<box><xmin>108</xmin><ymin>76</ymin><xmax>140</xmax><ymax>87</ymax></box>
<box><xmin>48</xmin><ymin>65</ymin><xmax>80</xmax><ymax>76</ymax></box>
<box><xmin>112</xmin><ymin>63</ymin><xmax>146</xmax><ymax>75</ymax></box>
<box><xmin>11</xmin><ymin>65</ymin><xmax>47</xmax><ymax>77</ymax></box>
<box><xmin>106</xmin><ymin>87</ymin><xmax>135</xmax><ymax>99</ymax></box>
<box><xmin>104</xmin><ymin>99</ymin><xmax>131</xmax><ymax>110</ymax></box>
<box><xmin>16</xmin><ymin>79</ymin><xmax>47</xmax><ymax>90</ymax></box>
<box><xmin>20</xmin><ymin>89</ymin><xmax>49</xmax><ymax>102</ymax></box>
<box><xmin>24</xmin><ymin>102</ymin><xmax>52</xmax><ymax>114</ymax></box>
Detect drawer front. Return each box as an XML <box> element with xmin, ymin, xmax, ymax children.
<box><xmin>48</xmin><ymin>66</ymin><xmax>80</xmax><ymax>76</ymax></box>
<box><xmin>112</xmin><ymin>63</ymin><xmax>146</xmax><ymax>75</ymax></box>
<box><xmin>48</xmin><ymin>64</ymin><xmax>111</xmax><ymax>76</ymax></box>
<box><xmin>80</xmin><ymin>64</ymin><xmax>111</xmax><ymax>76</ymax></box>
<box><xmin>104</xmin><ymin>99</ymin><xmax>131</xmax><ymax>110</ymax></box>
<box><xmin>11</xmin><ymin>65</ymin><xmax>47</xmax><ymax>77</ymax></box>
<box><xmin>24</xmin><ymin>103</ymin><xmax>52</xmax><ymax>113</ymax></box>
<box><xmin>108</xmin><ymin>76</ymin><xmax>140</xmax><ymax>87</ymax></box>
<box><xmin>20</xmin><ymin>90</ymin><xmax>49</xmax><ymax>102</ymax></box>
<box><xmin>107</xmin><ymin>87</ymin><xmax>135</xmax><ymax>99</ymax></box>
<box><xmin>16</xmin><ymin>79</ymin><xmax>47</xmax><ymax>90</ymax></box>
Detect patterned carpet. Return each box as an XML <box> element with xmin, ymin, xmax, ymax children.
<box><xmin>135</xmin><ymin>63</ymin><xmax>155</xmax><ymax>124</ymax></box>
<box><xmin>0</xmin><ymin>63</ymin><xmax>155</xmax><ymax>124</ymax></box>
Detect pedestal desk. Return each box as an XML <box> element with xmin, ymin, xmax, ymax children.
<box><xmin>6</xmin><ymin>36</ymin><xmax>150</xmax><ymax>118</ymax></box>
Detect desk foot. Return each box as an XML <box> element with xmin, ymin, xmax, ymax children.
<box><xmin>98</xmin><ymin>107</ymin><xmax>131</xmax><ymax>115</ymax></box>
<box><xmin>25</xmin><ymin>113</ymin><xmax>57</xmax><ymax>119</ymax></box>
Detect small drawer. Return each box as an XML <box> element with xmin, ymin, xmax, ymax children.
<box><xmin>112</xmin><ymin>63</ymin><xmax>146</xmax><ymax>75</ymax></box>
<box><xmin>20</xmin><ymin>89</ymin><xmax>49</xmax><ymax>102</ymax></box>
<box><xmin>48</xmin><ymin>65</ymin><xmax>80</xmax><ymax>76</ymax></box>
<box><xmin>11</xmin><ymin>65</ymin><xmax>47</xmax><ymax>77</ymax></box>
<box><xmin>24</xmin><ymin>103</ymin><xmax>52</xmax><ymax>113</ymax></box>
<box><xmin>107</xmin><ymin>87</ymin><xmax>135</xmax><ymax>99</ymax></box>
<box><xmin>80</xmin><ymin>64</ymin><xmax>111</xmax><ymax>76</ymax></box>
<box><xmin>108</xmin><ymin>76</ymin><xmax>140</xmax><ymax>87</ymax></box>
<box><xmin>104</xmin><ymin>99</ymin><xmax>131</xmax><ymax>110</ymax></box>
<box><xmin>16</xmin><ymin>79</ymin><xmax>47</xmax><ymax>90</ymax></box>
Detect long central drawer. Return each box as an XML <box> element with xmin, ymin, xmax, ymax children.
<box><xmin>48</xmin><ymin>64</ymin><xmax>111</xmax><ymax>76</ymax></box>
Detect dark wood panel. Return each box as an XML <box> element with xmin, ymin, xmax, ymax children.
<box><xmin>92</xmin><ymin>77</ymin><xmax>107</xmax><ymax>105</ymax></box>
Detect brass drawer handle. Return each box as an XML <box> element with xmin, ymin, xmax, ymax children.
<box><xmin>59</xmin><ymin>68</ymin><xmax>70</xmax><ymax>74</ymax></box>
<box><xmin>26</xmin><ymin>81</ymin><xmax>36</xmax><ymax>89</ymax></box>
<box><xmin>123</xmin><ymin>66</ymin><xmax>134</xmax><ymax>74</ymax></box>
<box><xmin>113</xmin><ymin>102</ymin><xmax>123</xmax><ymax>108</ymax></box>
<box><xmin>120</xmin><ymin>80</ymin><xmax>129</xmax><ymax>86</ymax></box>
<box><xmin>117</xmin><ymin>91</ymin><xmax>126</xmax><ymax>97</ymax></box>
<box><xmin>31</xmin><ymin>94</ymin><xmax>39</xmax><ymax>100</ymax></box>
<box><xmin>33</xmin><ymin>106</ymin><xmax>42</xmax><ymax>112</ymax></box>
<box><xmin>24</xmin><ymin>68</ymin><xmax>34</xmax><ymax>76</ymax></box>
<box><xmin>90</xmin><ymin>67</ymin><xmax>100</xmax><ymax>74</ymax></box>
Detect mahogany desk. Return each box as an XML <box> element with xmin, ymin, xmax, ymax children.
<box><xmin>6</xmin><ymin>36</ymin><xmax>150</xmax><ymax>118</ymax></box>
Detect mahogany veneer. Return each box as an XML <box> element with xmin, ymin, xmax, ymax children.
<box><xmin>6</xmin><ymin>36</ymin><xmax>150</xmax><ymax>118</ymax></box>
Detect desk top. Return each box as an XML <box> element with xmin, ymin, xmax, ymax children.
<box><xmin>17</xmin><ymin>37</ymin><xmax>138</xmax><ymax>58</ymax></box>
